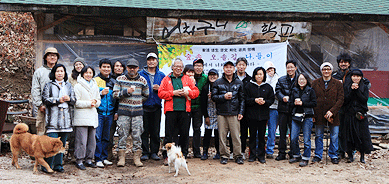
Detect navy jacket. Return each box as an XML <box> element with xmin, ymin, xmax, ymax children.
<box><xmin>139</xmin><ymin>67</ymin><xmax>166</xmax><ymax>109</ymax></box>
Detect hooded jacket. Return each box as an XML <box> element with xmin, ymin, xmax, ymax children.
<box><xmin>211</xmin><ymin>73</ymin><xmax>245</xmax><ymax>116</ymax></box>
<box><xmin>73</xmin><ymin>76</ymin><xmax>101</xmax><ymax>128</ymax></box>
<box><xmin>244</xmin><ymin>80</ymin><xmax>275</xmax><ymax>121</ymax></box>
<box><xmin>139</xmin><ymin>66</ymin><xmax>166</xmax><ymax>109</ymax></box>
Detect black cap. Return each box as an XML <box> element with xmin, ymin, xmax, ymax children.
<box><xmin>223</xmin><ymin>61</ymin><xmax>235</xmax><ymax>67</ymax></box>
<box><xmin>208</xmin><ymin>68</ymin><xmax>219</xmax><ymax>76</ymax></box>
<box><xmin>127</xmin><ymin>58</ymin><xmax>139</xmax><ymax>67</ymax></box>
<box><xmin>193</xmin><ymin>58</ymin><xmax>204</xmax><ymax>65</ymax></box>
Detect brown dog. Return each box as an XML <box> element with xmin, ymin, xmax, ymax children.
<box><xmin>10</xmin><ymin>123</ymin><xmax>66</xmax><ymax>173</ymax></box>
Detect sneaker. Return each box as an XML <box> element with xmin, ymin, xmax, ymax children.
<box><xmin>220</xmin><ymin>157</ymin><xmax>228</xmax><ymax>164</ymax></box>
<box><xmin>311</xmin><ymin>156</ymin><xmax>321</xmax><ymax>163</ymax></box>
<box><xmin>103</xmin><ymin>160</ymin><xmax>113</xmax><ymax>165</ymax></box>
<box><xmin>275</xmin><ymin>154</ymin><xmax>286</xmax><ymax>161</ymax></box>
<box><xmin>331</xmin><ymin>158</ymin><xmax>339</xmax><ymax>164</ymax></box>
<box><xmin>235</xmin><ymin>157</ymin><xmax>244</xmax><ymax>164</ymax></box>
<box><xmin>194</xmin><ymin>153</ymin><xmax>202</xmax><ymax>158</ymax></box>
<box><xmin>213</xmin><ymin>153</ymin><xmax>220</xmax><ymax>160</ymax></box>
<box><xmin>299</xmin><ymin>160</ymin><xmax>309</xmax><ymax>167</ymax></box>
<box><xmin>289</xmin><ymin>157</ymin><xmax>302</xmax><ymax>163</ymax></box>
<box><xmin>258</xmin><ymin>156</ymin><xmax>266</xmax><ymax>163</ymax></box>
<box><xmin>85</xmin><ymin>162</ymin><xmax>97</xmax><ymax>168</ymax></box>
<box><xmin>141</xmin><ymin>154</ymin><xmax>149</xmax><ymax>161</ymax></box>
<box><xmin>266</xmin><ymin>154</ymin><xmax>274</xmax><ymax>159</ymax></box>
<box><xmin>163</xmin><ymin>157</ymin><xmax>169</xmax><ymax>166</ymax></box>
<box><xmin>242</xmin><ymin>154</ymin><xmax>246</xmax><ymax>160</ymax></box>
<box><xmin>150</xmin><ymin>153</ymin><xmax>161</xmax><ymax>161</ymax></box>
<box><xmin>76</xmin><ymin>163</ymin><xmax>86</xmax><ymax>170</ymax></box>
<box><xmin>96</xmin><ymin>161</ymin><xmax>104</xmax><ymax>168</ymax></box>
<box><xmin>201</xmin><ymin>153</ymin><xmax>208</xmax><ymax>160</ymax></box>
<box><xmin>229</xmin><ymin>153</ymin><xmax>234</xmax><ymax>160</ymax></box>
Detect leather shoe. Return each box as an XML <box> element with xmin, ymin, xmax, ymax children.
<box><xmin>266</xmin><ymin>154</ymin><xmax>274</xmax><ymax>159</ymax></box>
<box><xmin>289</xmin><ymin>157</ymin><xmax>302</xmax><ymax>163</ymax></box>
<box><xmin>258</xmin><ymin>157</ymin><xmax>266</xmax><ymax>163</ymax></box>
<box><xmin>299</xmin><ymin>160</ymin><xmax>309</xmax><ymax>167</ymax></box>
<box><xmin>275</xmin><ymin>154</ymin><xmax>286</xmax><ymax>161</ymax></box>
<box><xmin>213</xmin><ymin>153</ymin><xmax>220</xmax><ymax>159</ymax></box>
<box><xmin>201</xmin><ymin>153</ymin><xmax>208</xmax><ymax>160</ymax></box>
<box><xmin>331</xmin><ymin>158</ymin><xmax>339</xmax><ymax>164</ymax></box>
<box><xmin>311</xmin><ymin>156</ymin><xmax>321</xmax><ymax>163</ymax></box>
<box><xmin>194</xmin><ymin>153</ymin><xmax>202</xmax><ymax>158</ymax></box>
<box><xmin>85</xmin><ymin>162</ymin><xmax>96</xmax><ymax>168</ymax></box>
<box><xmin>141</xmin><ymin>154</ymin><xmax>149</xmax><ymax>161</ymax></box>
<box><xmin>220</xmin><ymin>157</ymin><xmax>228</xmax><ymax>164</ymax></box>
<box><xmin>235</xmin><ymin>157</ymin><xmax>244</xmax><ymax>164</ymax></box>
<box><xmin>54</xmin><ymin>167</ymin><xmax>65</xmax><ymax>173</ymax></box>
<box><xmin>151</xmin><ymin>153</ymin><xmax>161</xmax><ymax>161</ymax></box>
<box><xmin>76</xmin><ymin>163</ymin><xmax>86</xmax><ymax>170</ymax></box>
<box><xmin>248</xmin><ymin>156</ymin><xmax>256</xmax><ymax>162</ymax></box>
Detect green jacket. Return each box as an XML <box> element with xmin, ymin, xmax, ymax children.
<box><xmin>191</xmin><ymin>73</ymin><xmax>208</xmax><ymax>109</ymax></box>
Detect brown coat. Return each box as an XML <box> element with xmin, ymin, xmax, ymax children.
<box><xmin>312</xmin><ymin>77</ymin><xmax>344</xmax><ymax>126</ymax></box>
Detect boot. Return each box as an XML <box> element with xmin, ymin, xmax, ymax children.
<box><xmin>107</xmin><ymin>147</ymin><xmax>113</xmax><ymax>161</ymax></box>
<box><xmin>346</xmin><ymin>151</ymin><xmax>354</xmax><ymax>163</ymax></box>
<box><xmin>360</xmin><ymin>153</ymin><xmax>365</xmax><ymax>164</ymax></box>
<box><xmin>134</xmin><ymin>150</ymin><xmax>144</xmax><ymax>167</ymax></box>
<box><xmin>117</xmin><ymin>149</ymin><xmax>126</xmax><ymax>167</ymax></box>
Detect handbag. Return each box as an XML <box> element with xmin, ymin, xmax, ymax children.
<box><xmin>356</xmin><ymin>112</ymin><xmax>366</xmax><ymax>120</ymax></box>
<box><xmin>292</xmin><ymin>113</ymin><xmax>305</xmax><ymax>123</ymax></box>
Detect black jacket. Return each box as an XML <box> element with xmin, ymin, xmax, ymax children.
<box><xmin>333</xmin><ymin>68</ymin><xmax>371</xmax><ymax>89</ymax></box>
<box><xmin>343</xmin><ymin>80</ymin><xmax>369</xmax><ymax>114</ymax></box>
<box><xmin>211</xmin><ymin>73</ymin><xmax>245</xmax><ymax>116</ymax></box>
<box><xmin>244</xmin><ymin>81</ymin><xmax>275</xmax><ymax>121</ymax></box>
<box><xmin>235</xmin><ymin>72</ymin><xmax>252</xmax><ymax>87</ymax></box>
<box><xmin>275</xmin><ymin>74</ymin><xmax>298</xmax><ymax>113</ymax></box>
<box><xmin>290</xmin><ymin>86</ymin><xmax>317</xmax><ymax>116</ymax></box>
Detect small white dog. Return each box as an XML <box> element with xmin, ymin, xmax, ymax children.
<box><xmin>165</xmin><ymin>143</ymin><xmax>191</xmax><ymax>177</ymax></box>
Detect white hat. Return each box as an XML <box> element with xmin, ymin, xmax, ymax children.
<box><xmin>264</xmin><ymin>61</ymin><xmax>276</xmax><ymax>70</ymax></box>
<box><xmin>147</xmin><ymin>52</ymin><xmax>158</xmax><ymax>60</ymax></box>
<box><xmin>320</xmin><ymin>62</ymin><xmax>333</xmax><ymax>71</ymax></box>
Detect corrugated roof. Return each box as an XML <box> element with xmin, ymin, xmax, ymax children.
<box><xmin>1</xmin><ymin>0</ymin><xmax>389</xmax><ymax>15</ymax></box>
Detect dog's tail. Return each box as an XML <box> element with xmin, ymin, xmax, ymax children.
<box><xmin>13</xmin><ymin>123</ymin><xmax>29</xmax><ymax>134</ymax></box>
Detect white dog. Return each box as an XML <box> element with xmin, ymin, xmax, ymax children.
<box><xmin>165</xmin><ymin>143</ymin><xmax>191</xmax><ymax>177</ymax></box>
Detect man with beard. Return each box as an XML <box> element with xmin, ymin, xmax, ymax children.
<box><xmin>113</xmin><ymin>58</ymin><xmax>149</xmax><ymax>167</ymax></box>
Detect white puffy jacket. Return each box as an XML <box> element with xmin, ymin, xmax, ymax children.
<box><xmin>73</xmin><ymin>76</ymin><xmax>101</xmax><ymax>128</ymax></box>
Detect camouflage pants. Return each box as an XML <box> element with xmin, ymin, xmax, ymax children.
<box><xmin>117</xmin><ymin>115</ymin><xmax>143</xmax><ymax>152</ymax></box>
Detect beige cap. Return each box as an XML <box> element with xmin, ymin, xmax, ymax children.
<box><xmin>44</xmin><ymin>47</ymin><xmax>60</xmax><ymax>59</ymax></box>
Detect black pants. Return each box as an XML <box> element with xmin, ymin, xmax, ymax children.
<box><xmin>248</xmin><ymin>119</ymin><xmax>267</xmax><ymax>158</ymax></box>
<box><xmin>278</xmin><ymin>112</ymin><xmax>292</xmax><ymax>155</ymax></box>
<box><xmin>191</xmin><ymin>109</ymin><xmax>203</xmax><ymax>155</ymax></box>
<box><xmin>108</xmin><ymin>120</ymin><xmax>117</xmax><ymax>151</ymax></box>
<box><xmin>163</xmin><ymin>111</ymin><xmax>190</xmax><ymax>158</ymax></box>
<box><xmin>141</xmin><ymin>108</ymin><xmax>162</xmax><ymax>155</ymax></box>
<box><xmin>229</xmin><ymin>117</ymin><xmax>248</xmax><ymax>153</ymax></box>
<box><xmin>203</xmin><ymin>129</ymin><xmax>219</xmax><ymax>154</ymax></box>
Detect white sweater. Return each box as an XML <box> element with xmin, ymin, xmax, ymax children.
<box><xmin>266</xmin><ymin>73</ymin><xmax>279</xmax><ymax>109</ymax></box>
<box><xmin>73</xmin><ymin>76</ymin><xmax>101</xmax><ymax>128</ymax></box>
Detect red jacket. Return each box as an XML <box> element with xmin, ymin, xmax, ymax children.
<box><xmin>158</xmin><ymin>73</ymin><xmax>199</xmax><ymax>114</ymax></box>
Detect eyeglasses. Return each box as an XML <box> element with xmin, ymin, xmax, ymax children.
<box><xmin>321</xmin><ymin>68</ymin><xmax>332</xmax><ymax>71</ymax></box>
<box><xmin>173</xmin><ymin>65</ymin><xmax>183</xmax><ymax>68</ymax></box>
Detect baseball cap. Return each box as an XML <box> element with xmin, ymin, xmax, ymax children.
<box><xmin>223</xmin><ymin>61</ymin><xmax>235</xmax><ymax>67</ymax></box>
<box><xmin>147</xmin><ymin>53</ymin><xmax>158</xmax><ymax>60</ymax></box>
<box><xmin>208</xmin><ymin>68</ymin><xmax>219</xmax><ymax>76</ymax></box>
<box><xmin>193</xmin><ymin>58</ymin><xmax>204</xmax><ymax>65</ymax></box>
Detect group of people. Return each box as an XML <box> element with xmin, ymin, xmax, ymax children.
<box><xmin>31</xmin><ymin>47</ymin><xmax>373</xmax><ymax>173</ymax></box>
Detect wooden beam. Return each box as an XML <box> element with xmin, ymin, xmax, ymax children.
<box><xmin>37</xmin><ymin>15</ymin><xmax>74</xmax><ymax>33</ymax></box>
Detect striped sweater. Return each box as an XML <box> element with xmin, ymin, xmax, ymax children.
<box><xmin>113</xmin><ymin>74</ymin><xmax>149</xmax><ymax>117</ymax></box>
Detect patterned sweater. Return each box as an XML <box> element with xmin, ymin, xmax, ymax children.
<box><xmin>113</xmin><ymin>74</ymin><xmax>149</xmax><ymax>117</ymax></box>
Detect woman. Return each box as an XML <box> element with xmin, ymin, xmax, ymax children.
<box><xmin>289</xmin><ymin>73</ymin><xmax>317</xmax><ymax>167</ymax></box>
<box><xmin>341</xmin><ymin>69</ymin><xmax>373</xmax><ymax>163</ymax></box>
<box><xmin>244</xmin><ymin>67</ymin><xmax>275</xmax><ymax>163</ymax></box>
<box><xmin>200</xmin><ymin>69</ymin><xmax>220</xmax><ymax>160</ymax></box>
<box><xmin>107</xmin><ymin>60</ymin><xmax>127</xmax><ymax>161</ymax></box>
<box><xmin>42</xmin><ymin>63</ymin><xmax>76</xmax><ymax>173</ymax></box>
<box><xmin>73</xmin><ymin>66</ymin><xmax>101</xmax><ymax>170</ymax></box>
<box><xmin>264</xmin><ymin>61</ymin><xmax>279</xmax><ymax>158</ymax></box>
<box><xmin>69</xmin><ymin>57</ymin><xmax>86</xmax><ymax>86</ymax></box>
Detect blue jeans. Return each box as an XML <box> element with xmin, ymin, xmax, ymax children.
<box><xmin>43</xmin><ymin>132</ymin><xmax>68</xmax><ymax>170</ymax></box>
<box><xmin>314</xmin><ymin>124</ymin><xmax>339</xmax><ymax>159</ymax></box>
<box><xmin>95</xmin><ymin>114</ymin><xmax>114</xmax><ymax>162</ymax></box>
<box><xmin>266</xmin><ymin>109</ymin><xmax>278</xmax><ymax>155</ymax></box>
<box><xmin>291</xmin><ymin>118</ymin><xmax>313</xmax><ymax>160</ymax></box>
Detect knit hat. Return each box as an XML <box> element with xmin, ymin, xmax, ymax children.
<box><xmin>320</xmin><ymin>62</ymin><xmax>333</xmax><ymax>71</ymax></box>
<box><xmin>73</xmin><ymin>57</ymin><xmax>86</xmax><ymax>67</ymax></box>
<box><xmin>264</xmin><ymin>61</ymin><xmax>276</xmax><ymax>71</ymax></box>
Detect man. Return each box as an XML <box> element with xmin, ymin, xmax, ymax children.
<box><xmin>230</xmin><ymin>57</ymin><xmax>252</xmax><ymax>159</ymax></box>
<box><xmin>94</xmin><ymin>59</ymin><xmax>117</xmax><ymax>168</ymax></box>
<box><xmin>211</xmin><ymin>61</ymin><xmax>245</xmax><ymax>165</ymax></box>
<box><xmin>158</xmin><ymin>58</ymin><xmax>199</xmax><ymax>165</ymax></box>
<box><xmin>275</xmin><ymin>60</ymin><xmax>298</xmax><ymax>161</ymax></box>
<box><xmin>31</xmin><ymin>47</ymin><xmax>59</xmax><ymax>135</ymax></box>
<box><xmin>113</xmin><ymin>58</ymin><xmax>149</xmax><ymax>167</ymax></box>
<box><xmin>332</xmin><ymin>53</ymin><xmax>370</xmax><ymax>159</ymax></box>
<box><xmin>139</xmin><ymin>53</ymin><xmax>166</xmax><ymax>161</ymax></box>
<box><xmin>191</xmin><ymin>58</ymin><xmax>208</xmax><ymax>158</ymax></box>
<box><xmin>312</xmin><ymin>62</ymin><xmax>344</xmax><ymax>164</ymax></box>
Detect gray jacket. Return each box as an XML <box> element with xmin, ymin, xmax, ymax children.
<box><xmin>42</xmin><ymin>81</ymin><xmax>76</xmax><ymax>133</ymax></box>
<box><xmin>31</xmin><ymin>65</ymin><xmax>52</xmax><ymax>107</ymax></box>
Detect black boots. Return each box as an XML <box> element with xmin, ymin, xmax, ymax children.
<box><xmin>360</xmin><ymin>153</ymin><xmax>365</xmax><ymax>164</ymax></box>
<box><xmin>346</xmin><ymin>151</ymin><xmax>354</xmax><ymax>163</ymax></box>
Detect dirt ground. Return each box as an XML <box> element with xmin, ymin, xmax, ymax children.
<box><xmin>1</xmin><ymin>147</ymin><xmax>388</xmax><ymax>184</ymax></box>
